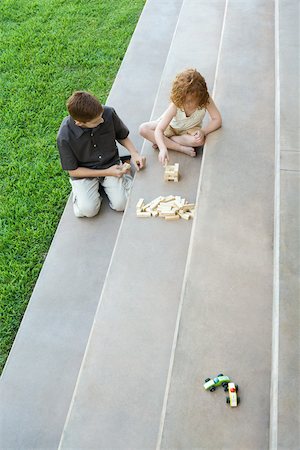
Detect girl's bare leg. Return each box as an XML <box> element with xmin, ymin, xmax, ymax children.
<box><xmin>139</xmin><ymin>121</ymin><xmax>159</xmax><ymax>149</ymax></box>
<box><xmin>139</xmin><ymin>122</ymin><xmax>196</xmax><ymax>157</ymax></box>
<box><xmin>170</xmin><ymin>134</ymin><xmax>201</xmax><ymax>147</ymax></box>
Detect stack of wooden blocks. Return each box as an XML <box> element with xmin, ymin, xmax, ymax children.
<box><xmin>164</xmin><ymin>163</ymin><xmax>179</xmax><ymax>182</ymax></box>
<box><xmin>136</xmin><ymin>196</ymin><xmax>195</xmax><ymax>221</ymax></box>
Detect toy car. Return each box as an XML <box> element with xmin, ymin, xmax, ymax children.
<box><xmin>203</xmin><ymin>374</ymin><xmax>230</xmax><ymax>392</ymax></box>
<box><xmin>226</xmin><ymin>382</ymin><xmax>240</xmax><ymax>407</ymax></box>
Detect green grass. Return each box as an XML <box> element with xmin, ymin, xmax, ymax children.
<box><xmin>0</xmin><ymin>0</ymin><xmax>145</xmax><ymax>373</ymax></box>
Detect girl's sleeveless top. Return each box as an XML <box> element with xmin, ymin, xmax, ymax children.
<box><xmin>169</xmin><ymin>107</ymin><xmax>206</xmax><ymax>132</ymax></box>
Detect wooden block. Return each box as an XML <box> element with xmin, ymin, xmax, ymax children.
<box><xmin>121</xmin><ymin>162</ymin><xmax>131</xmax><ymax>173</ymax></box>
<box><xmin>173</xmin><ymin>164</ymin><xmax>179</xmax><ymax>181</ymax></box>
<box><xmin>158</xmin><ymin>202</ymin><xmax>175</xmax><ymax>209</ymax></box>
<box><xmin>136</xmin><ymin>211</ymin><xmax>151</xmax><ymax>218</ymax></box>
<box><xmin>179</xmin><ymin>212</ymin><xmax>191</xmax><ymax>220</ymax></box>
<box><xmin>136</xmin><ymin>198</ymin><xmax>144</xmax><ymax>210</ymax></box>
<box><xmin>159</xmin><ymin>211</ymin><xmax>177</xmax><ymax>217</ymax></box>
<box><xmin>162</xmin><ymin>195</ymin><xmax>176</xmax><ymax>202</ymax></box>
<box><xmin>136</xmin><ymin>156</ymin><xmax>146</xmax><ymax>169</ymax></box>
<box><xmin>158</xmin><ymin>207</ymin><xmax>173</xmax><ymax>213</ymax></box>
<box><xmin>181</xmin><ymin>203</ymin><xmax>195</xmax><ymax>211</ymax></box>
<box><xmin>165</xmin><ymin>215</ymin><xmax>180</xmax><ymax>221</ymax></box>
<box><xmin>174</xmin><ymin>196</ymin><xmax>182</xmax><ymax>208</ymax></box>
<box><xmin>149</xmin><ymin>197</ymin><xmax>162</xmax><ymax>210</ymax></box>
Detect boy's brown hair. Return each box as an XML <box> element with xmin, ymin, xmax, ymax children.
<box><xmin>67</xmin><ymin>91</ymin><xmax>104</xmax><ymax>122</ymax></box>
<box><xmin>170</xmin><ymin>69</ymin><xmax>209</xmax><ymax>109</ymax></box>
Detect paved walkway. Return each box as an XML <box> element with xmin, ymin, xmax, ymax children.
<box><xmin>0</xmin><ymin>1</ymin><xmax>299</xmax><ymax>449</ymax></box>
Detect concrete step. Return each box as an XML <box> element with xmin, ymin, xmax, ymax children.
<box><xmin>158</xmin><ymin>0</ymin><xmax>276</xmax><ymax>447</ymax></box>
<box><xmin>276</xmin><ymin>1</ymin><xmax>300</xmax><ymax>449</ymax></box>
<box><xmin>58</xmin><ymin>1</ymin><xmax>227</xmax><ymax>448</ymax></box>
<box><xmin>0</xmin><ymin>1</ymin><xmax>183</xmax><ymax>448</ymax></box>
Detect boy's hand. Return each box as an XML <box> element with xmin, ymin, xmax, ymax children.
<box><xmin>133</xmin><ymin>155</ymin><xmax>146</xmax><ymax>171</ymax></box>
<box><xmin>158</xmin><ymin>149</ymin><xmax>169</xmax><ymax>165</ymax></box>
<box><xmin>107</xmin><ymin>164</ymin><xmax>123</xmax><ymax>178</ymax></box>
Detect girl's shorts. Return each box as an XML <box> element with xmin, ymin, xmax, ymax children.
<box><xmin>164</xmin><ymin>125</ymin><xmax>202</xmax><ymax>138</ymax></box>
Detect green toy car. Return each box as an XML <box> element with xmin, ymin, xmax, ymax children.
<box><xmin>203</xmin><ymin>374</ymin><xmax>230</xmax><ymax>392</ymax></box>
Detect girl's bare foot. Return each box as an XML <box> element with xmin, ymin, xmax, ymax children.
<box><xmin>179</xmin><ymin>145</ymin><xmax>196</xmax><ymax>157</ymax></box>
<box><xmin>152</xmin><ymin>143</ymin><xmax>196</xmax><ymax>157</ymax></box>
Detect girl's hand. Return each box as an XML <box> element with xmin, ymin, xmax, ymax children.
<box><xmin>158</xmin><ymin>149</ymin><xmax>169</xmax><ymax>165</ymax></box>
<box><xmin>193</xmin><ymin>130</ymin><xmax>205</xmax><ymax>145</ymax></box>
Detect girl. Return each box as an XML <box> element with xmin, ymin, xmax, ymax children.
<box><xmin>139</xmin><ymin>68</ymin><xmax>222</xmax><ymax>165</ymax></box>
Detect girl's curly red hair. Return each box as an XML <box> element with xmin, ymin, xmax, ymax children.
<box><xmin>170</xmin><ymin>69</ymin><xmax>209</xmax><ymax>109</ymax></box>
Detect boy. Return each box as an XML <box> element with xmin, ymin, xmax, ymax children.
<box><xmin>57</xmin><ymin>91</ymin><xmax>145</xmax><ymax>217</ymax></box>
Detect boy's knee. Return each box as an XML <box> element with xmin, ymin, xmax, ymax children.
<box><xmin>74</xmin><ymin>198</ymin><xmax>101</xmax><ymax>218</ymax></box>
<box><xmin>109</xmin><ymin>197</ymin><xmax>126</xmax><ymax>212</ymax></box>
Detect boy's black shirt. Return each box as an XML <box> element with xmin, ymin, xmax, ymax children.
<box><xmin>57</xmin><ymin>106</ymin><xmax>129</xmax><ymax>171</ymax></box>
